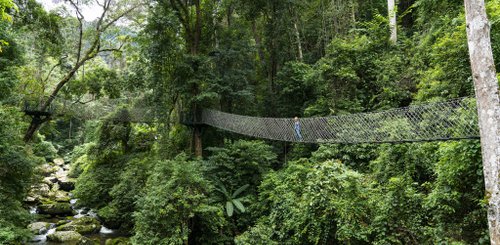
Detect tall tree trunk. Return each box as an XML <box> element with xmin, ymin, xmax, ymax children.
<box><xmin>214</xmin><ymin>0</ymin><xmax>221</xmax><ymax>49</ymax></box>
<box><xmin>351</xmin><ymin>0</ymin><xmax>356</xmax><ymax>26</ymax></box>
<box><xmin>227</xmin><ymin>2</ymin><xmax>232</xmax><ymax>27</ymax></box>
<box><xmin>193</xmin><ymin>127</ymin><xmax>202</xmax><ymax>157</ymax></box>
<box><xmin>388</xmin><ymin>0</ymin><xmax>397</xmax><ymax>43</ymax></box>
<box><xmin>251</xmin><ymin>20</ymin><xmax>266</xmax><ymax>66</ymax></box>
<box><xmin>193</xmin><ymin>0</ymin><xmax>201</xmax><ymax>54</ymax></box>
<box><xmin>293</xmin><ymin>18</ymin><xmax>303</xmax><ymax>61</ymax></box>
<box><xmin>464</xmin><ymin>0</ymin><xmax>500</xmax><ymax>243</ymax></box>
<box><xmin>192</xmin><ymin>0</ymin><xmax>203</xmax><ymax>157</ymax></box>
<box><xmin>268</xmin><ymin>3</ymin><xmax>278</xmax><ymax>95</ymax></box>
<box><xmin>288</xmin><ymin>4</ymin><xmax>303</xmax><ymax>61</ymax></box>
<box><xmin>24</xmin><ymin>119</ymin><xmax>43</xmax><ymax>142</ymax></box>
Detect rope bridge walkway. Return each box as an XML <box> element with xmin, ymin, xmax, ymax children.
<box><xmin>23</xmin><ymin>97</ymin><xmax>480</xmax><ymax>144</ymax></box>
<box><xmin>202</xmin><ymin>97</ymin><xmax>480</xmax><ymax>144</ymax></box>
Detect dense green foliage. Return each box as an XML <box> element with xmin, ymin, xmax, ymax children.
<box><xmin>0</xmin><ymin>107</ymin><xmax>38</xmax><ymax>243</ymax></box>
<box><xmin>1</xmin><ymin>0</ymin><xmax>498</xmax><ymax>243</ymax></box>
<box><xmin>133</xmin><ymin>154</ymin><xmax>224</xmax><ymax>244</ymax></box>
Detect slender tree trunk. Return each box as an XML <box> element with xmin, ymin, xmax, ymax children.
<box><xmin>193</xmin><ymin>0</ymin><xmax>201</xmax><ymax>54</ymax></box>
<box><xmin>351</xmin><ymin>1</ymin><xmax>356</xmax><ymax>26</ymax></box>
<box><xmin>464</xmin><ymin>0</ymin><xmax>500</xmax><ymax>243</ymax></box>
<box><xmin>251</xmin><ymin>20</ymin><xmax>266</xmax><ymax>66</ymax></box>
<box><xmin>214</xmin><ymin>0</ymin><xmax>220</xmax><ymax>49</ymax></box>
<box><xmin>293</xmin><ymin>20</ymin><xmax>303</xmax><ymax>61</ymax></box>
<box><xmin>191</xmin><ymin>0</ymin><xmax>203</xmax><ymax>157</ymax></box>
<box><xmin>288</xmin><ymin>3</ymin><xmax>303</xmax><ymax>61</ymax></box>
<box><xmin>193</xmin><ymin>127</ymin><xmax>202</xmax><ymax>157</ymax></box>
<box><xmin>268</xmin><ymin>3</ymin><xmax>278</xmax><ymax>95</ymax></box>
<box><xmin>388</xmin><ymin>0</ymin><xmax>397</xmax><ymax>43</ymax></box>
<box><xmin>227</xmin><ymin>3</ymin><xmax>232</xmax><ymax>27</ymax></box>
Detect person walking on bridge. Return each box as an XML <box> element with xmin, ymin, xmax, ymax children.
<box><xmin>294</xmin><ymin>116</ymin><xmax>303</xmax><ymax>141</ymax></box>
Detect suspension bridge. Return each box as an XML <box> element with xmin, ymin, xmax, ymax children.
<box><xmin>23</xmin><ymin>97</ymin><xmax>480</xmax><ymax>144</ymax></box>
<box><xmin>202</xmin><ymin>97</ymin><xmax>479</xmax><ymax>143</ymax></box>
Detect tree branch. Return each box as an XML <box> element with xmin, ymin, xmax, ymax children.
<box><xmin>96</xmin><ymin>0</ymin><xmax>110</xmax><ymax>31</ymax></box>
<box><xmin>72</xmin><ymin>96</ymin><xmax>96</xmax><ymax>104</ymax></box>
<box><xmin>101</xmin><ymin>4</ymin><xmax>140</xmax><ymax>32</ymax></box>
<box><xmin>41</xmin><ymin>59</ymin><xmax>63</xmax><ymax>85</ymax></box>
<box><xmin>67</xmin><ymin>0</ymin><xmax>85</xmax><ymax>63</ymax></box>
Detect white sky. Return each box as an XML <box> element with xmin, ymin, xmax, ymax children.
<box><xmin>36</xmin><ymin>0</ymin><xmax>102</xmax><ymax>20</ymax></box>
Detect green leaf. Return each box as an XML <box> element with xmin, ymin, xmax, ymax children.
<box><xmin>226</xmin><ymin>201</ymin><xmax>234</xmax><ymax>217</ymax></box>
<box><xmin>231</xmin><ymin>184</ymin><xmax>249</xmax><ymax>199</ymax></box>
<box><xmin>214</xmin><ymin>182</ymin><xmax>230</xmax><ymax>198</ymax></box>
<box><xmin>232</xmin><ymin>199</ymin><xmax>245</xmax><ymax>213</ymax></box>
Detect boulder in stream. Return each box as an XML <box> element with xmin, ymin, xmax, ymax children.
<box><xmin>26</xmin><ymin>183</ymin><xmax>51</xmax><ymax>203</ymax></box>
<box><xmin>58</xmin><ymin>177</ymin><xmax>76</xmax><ymax>191</ymax></box>
<box><xmin>38</xmin><ymin>202</ymin><xmax>75</xmax><ymax>216</ymax></box>
<box><xmin>27</xmin><ymin>222</ymin><xmax>51</xmax><ymax>235</ymax></box>
<box><xmin>57</xmin><ymin>216</ymin><xmax>101</xmax><ymax>235</ymax></box>
<box><xmin>46</xmin><ymin>231</ymin><xmax>82</xmax><ymax>243</ymax></box>
<box><xmin>56</xmin><ymin>219</ymin><xmax>72</xmax><ymax>227</ymax></box>
<box><xmin>52</xmin><ymin>190</ymin><xmax>71</xmax><ymax>202</ymax></box>
<box><xmin>31</xmin><ymin>183</ymin><xmax>51</xmax><ymax>197</ymax></box>
<box><xmin>53</xmin><ymin>158</ymin><xmax>65</xmax><ymax>166</ymax></box>
<box><xmin>43</xmin><ymin>177</ymin><xmax>58</xmax><ymax>188</ymax></box>
<box><xmin>25</xmin><ymin>195</ymin><xmax>37</xmax><ymax>203</ymax></box>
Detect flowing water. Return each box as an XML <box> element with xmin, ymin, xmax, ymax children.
<box><xmin>26</xmin><ymin>160</ymin><xmax>128</xmax><ymax>245</ymax></box>
<box><xmin>27</xmin><ymin>198</ymin><xmax>125</xmax><ymax>245</ymax></box>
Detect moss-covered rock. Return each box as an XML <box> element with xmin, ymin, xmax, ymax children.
<box><xmin>29</xmin><ymin>183</ymin><xmax>51</xmax><ymax>198</ymax></box>
<box><xmin>38</xmin><ymin>163</ymin><xmax>59</xmax><ymax>177</ymax></box>
<box><xmin>47</xmin><ymin>231</ymin><xmax>82</xmax><ymax>243</ymax></box>
<box><xmin>57</xmin><ymin>216</ymin><xmax>101</xmax><ymax>235</ymax></box>
<box><xmin>53</xmin><ymin>158</ymin><xmax>65</xmax><ymax>166</ymax></box>
<box><xmin>53</xmin><ymin>190</ymin><xmax>71</xmax><ymax>202</ymax></box>
<box><xmin>58</xmin><ymin>177</ymin><xmax>76</xmax><ymax>192</ymax></box>
<box><xmin>38</xmin><ymin>202</ymin><xmax>74</xmax><ymax>216</ymax></box>
<box><xmin>105</xmin><ymin>237</ymin><xmax>131</xmax><ymax>245</ymax></box>
<box><xmin>78</xmin><ymin>236</ymin><xmax>98</xmax><ymax>245</ymax></box>
<box><xmin>56</xmin><ymin>219</ymin><xmax>72</xmax><ymax>227</ymax></box>
<box><xmin>43</xmin><ymin>176</ymin><xmax>58</xmax><ymax>187</ymax></box>
<box><xmin>27</xmin><ymin>222</ymin><xmax>51</xmax><ymax>235</ymax></box>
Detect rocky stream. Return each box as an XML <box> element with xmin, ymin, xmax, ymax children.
<box><xmin>24</xmin><ymin>158</ymin><xmax>130</xmax><ymax>245</ymax></box>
